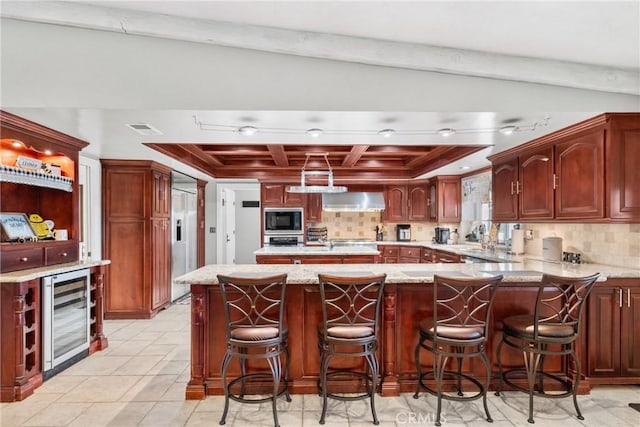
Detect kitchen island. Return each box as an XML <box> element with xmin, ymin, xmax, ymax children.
<box><xmin>254</xmin><ymin>244</ymin><xmax>379</xmax><ymax>264</ymax></box>
<box><xmin>176</xmin><ymin>260</ymin><xmax>640</xmax><ymax>399</ymax></box>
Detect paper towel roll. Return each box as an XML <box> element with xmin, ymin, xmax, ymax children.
<box><xmin>511</xmin><ymin>229</ymin><xmax>525</xmax><ymax>254</ymax></box>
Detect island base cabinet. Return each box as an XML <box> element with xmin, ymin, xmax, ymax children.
<box><xmin>587</xmin><ymin>280</ymin><xmax>640</xmax><ymax>383</ymax></box>
<box><xmin>187</xmin><ymin>281</ymin><xmax>601</xmax><ymax>400</ymax></box>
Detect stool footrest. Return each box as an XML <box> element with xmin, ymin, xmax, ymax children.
<box><xmin>415</xmin><ymin>371</ymin><xmax>485</xmax><ymax>401</ymax></box>
<box><xmin>501</xmin><ymin>368</ymin><xmax>575</xmax><ymax>398</ymax></box>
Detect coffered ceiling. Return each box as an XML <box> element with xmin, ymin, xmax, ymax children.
<box><xmin>144</xmin><ymin>143</ymin><xmax>487</xmax><ymax>181</ymax></box>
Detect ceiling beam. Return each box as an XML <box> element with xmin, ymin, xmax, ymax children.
<box><xmin>3</xmin><ymin>1</ymin><xmax>637</xmax><ymax>95</ymax></box>
<box><xmin>267</xmin><ymin>144</ymin><xmax>289</xmax><ymax>167</ymax></box>
<box><xmin>342</xmin><ymin>145</ymin><xmax>369</xmax><ymax>167</ymax></box>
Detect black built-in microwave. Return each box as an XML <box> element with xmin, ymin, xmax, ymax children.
<box><xmin>264</xmin><ymin>208</ymin><xmax>304</xmax><ymax>234</ymax></box>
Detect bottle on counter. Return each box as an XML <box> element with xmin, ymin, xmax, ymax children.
<box><xmin>450</xmin><ymin>228</ymin><xmax>459</xmax><ymax>244</ymax></box>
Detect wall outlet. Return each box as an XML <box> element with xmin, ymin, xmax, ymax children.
<box><xmin>209</xmin><ymin>226</ymin><xmax>216</xmax><ymax>233</ymax></box>
<box><xmin>525</xmin><ymin>229</ymin><xmax>534</xmax><ymax>240</ymax></box>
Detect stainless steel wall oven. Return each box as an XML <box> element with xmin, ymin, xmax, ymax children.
<box><xmin>42</xmin><ymin>268</ymin><xmax>90</xmax><ymax>376</ymax></box>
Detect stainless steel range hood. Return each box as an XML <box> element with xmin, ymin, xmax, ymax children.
<box><xmin>322</xmin><ymin>192</ymin><xmax>386</xmax><ymax>212</ymax></box>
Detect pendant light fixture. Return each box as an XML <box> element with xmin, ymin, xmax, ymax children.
<box><xmin>286</xmin><ymin>153</ymin><xmax>348</xmax><ymax>193</ymax></box>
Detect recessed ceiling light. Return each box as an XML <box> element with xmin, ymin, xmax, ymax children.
<box><xmin>238</xmin><ymin>126</ymin><xmax>258</xmax><ymax>136</ymax></box>
<box><xmin>12</xmin><ymin>140</ymin><xmax>23</xmax><ymax>148</ymax></box>
<box><xmin>438</xmin><ymin>128</ymin><xmax>456</xmax><ymax>137</ymax></box>
<box><xmin>499</xmin><ymin>125</ymin><xmax>518</xmax><ymax>135</ymax></box>
<box><xmin>44</xmin><ymin>149</ymin><xmax>53</xmax><ymax>155</ymax></box>
<box><xmin>306</xmin><ymin>128</ymin><xmax>323</xmax><ymax>138</ymax></box>
<box><xmin>378</xmin><ymin>129</ymin><xmax>395</xmax><ymax>138</ymax></box>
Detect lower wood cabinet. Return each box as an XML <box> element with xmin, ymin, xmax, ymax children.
<box><xmin>434</xmin><ymin>249</ymin><xmax>463</xmax><ymax>263</ymax></box>
<box><xmin>399</xmin><ymin>246</ymin><xmax>420</xmax><ymax>263</ymax></box>
<box><xmin>0</xmin><ymin>265</ymin><xmax>108</xmax><ymax>402</ymax></box>
<box><xmin>587</xmin><ymin>279</ymin><xmax>640</xmax><ymax>383</ymax></box>
<box><xmin>378</xmin><ymin>245</ymin><xmax>399</xmax><ymax>263</ymax></box>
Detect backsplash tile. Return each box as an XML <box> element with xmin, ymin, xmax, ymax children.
<box><xmin>523</xmin><ymin>223</ymin><xmax>640</xmax><ymax>268</ymax></box>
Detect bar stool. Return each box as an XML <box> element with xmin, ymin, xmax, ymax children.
<box><xmin>495</xmin><ymin>273</ymin><xmax>600</xmax><ymax>424</ymax></box>
<box><xmin>217</xmin><ymin>273</ymin><xmax>290</xmax><ymax>427</ymax></box>
<box><xmin>317</xmin><ymin>273</ymin><xmax>386</xmax><ymax>425</ymax></box>
<box><xmin>413</xmin><ymin>274</ymin><xmax>503</xmax><ymax>427</ymax></box>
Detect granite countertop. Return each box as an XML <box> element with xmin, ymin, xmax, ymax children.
<box><xmin>379</xmin><ymin>240</ymin><xmax>523</xmax><ymax>263</ymax></box>
<box><xmin>0</xmin><ymin>259</ymin><xmax>111</xmax><ymax>283</ymax></box>
<box><xmin>175</xmin><ymin>258</ymin><xmax>639</xmax><ymax>285</ymax></box>
<box><xmin>255</xmin><ymin>246</ymin><xmax>380</xmax><ymax>256</ymax></box>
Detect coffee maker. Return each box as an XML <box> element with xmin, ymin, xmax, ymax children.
<box><xmin>434</xmin><ymin>227</ymin><xmax>450</xmax><ymax>244</ymax></box>
<box><xmin>397</xmin><ymin>224</ymin><xmax>411</xmax><ymax>241</ymax></box>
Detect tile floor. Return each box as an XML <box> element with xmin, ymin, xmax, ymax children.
<box><xmin>2</xmin><ymin>301</ymin><xmax>639</xmax><ymax>426</ymax></box>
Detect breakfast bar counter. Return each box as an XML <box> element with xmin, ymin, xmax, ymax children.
<box><xmin>176</xmin><ymin>261</ymin><xmax>640</xmax><ymax>399</ymax></box>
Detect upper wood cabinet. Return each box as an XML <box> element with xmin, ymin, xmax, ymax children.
<box><xmin>152</xmin><ymin>170</ymin><xmax>171</xmax><ymax>218</ymax></box>
<box><xmin>489</xmin><ymin>113</ymin><xmax>638</xmax><ymax>222</ymax></box>
<box><xmin>261</xmin><ymin>183</ymin><xmax>305</xmax><ymax>207</ymax></box>
<box><xmin>608</xmin><ymin>114</ymin><xmax>640</xmax><ymax>221</ymax></box>
<box><xmin>555</xmin><ymin>130</ymin><xmax>604</xmax><ymax>219</ymax></box>
<box><xmin>407</xmin><ymin>184</ymin><xmax>429</xmax><ymax>221</ymax></box>
<box><xmin>384</xmin><ymin>182</ymin><xmax>429</xmax><ymax>222</ymax></box>
<box><xmin>384</xmin><ymin>185</ymin><xmax>407</xmax><ymax>222</ymax></box>
<box><xmin>428</xmin><ymin>176</ymin><xmax>461</xmax><ymax>223</ymax></box>
<box><xmin>492</xmin><ymin>158</ymin><xmax>519</xmax><ymax>221</ymax></box>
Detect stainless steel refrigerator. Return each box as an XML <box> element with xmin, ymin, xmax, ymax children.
<box><xmin>171</xmin><ymin>188</ymin><xmax>197</xmax><ymax>302</ymax></box>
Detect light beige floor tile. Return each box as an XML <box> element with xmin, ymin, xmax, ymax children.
<box><xmin>105</xmin><ymin>402</ymin><xmax>156</xmax><ymax>427</ymax></box>
<box><xmin>132</xmin><ymin>331</ymin><xmax>164</xmax><ymax>341</ymax></box>
<box><xmin>22</xmin><ymin>402</ymin><xmax>92</xmax><ymax>426</ymax></box>
<box><xmin>120</xmin><ymin>374</ymin><xmax>179</xmax><ymax>402</ymax></box>
<box><xmin>137</xmin><ymin>401</ymin><xmax>198</xmax><ymax>426</ymax></box>
<box><xmin>154</xmin><ymin>331</ymin><xmax>191</xmax><ymax>345</ymax></box>
<box><xmin>145</xmin><ymin>320</ymin><xmax>187</xmax><ymax>332</ymax></box>
<box><xmin>103</xmin><ymin>340</ymin><xmax>155</xmax><ymax>356</ymax></box>
<box><xmin>159</xmin><ymin>381</ymin><xmax>189</xmax><ymax>401</ymax></box>
<box><xmin>58</xmin><ymin>355</ymin><xmax>131</xmax><ymax>376</ymax></box>
<box><xmin>302</xmin><ymin>410</ymin><xmax>349</xmax><ymax>426</ymax></box>
<box><xmin>147</xmin><ymin>359</ymin><xmax>190</xmax><ymax>375</ymax></box>
<box><xmin>67</xmin><ymin>401</ymin><xmax>153</xmax><ymax>427</ymax></box>
<box><xmin>184</xmin><ymin>411</ymin><xmax>225</xmax><ymax>427</ymax></box>
<box><xmin>57</xmin><ymin>375</ymin><xmax>143</xmax><ymax>403</ymax></box>
<box><xmin>137</xmin><ymin>344</ymin><xmax>177</xmax><ymax>357</ymax></box>
<box><xmin>193</xmin><ymin>395</ymin><xmax>226</xmax><ymax>412</ymax></box>
<box><xmin>36</xmin><ymin>375</ymin><xmax>89</xmax><ymax>394</ymax></box>
<box><xmin>111</xmin><ymin>355</ymin><xmax>164</xmax><ymax>376</ymax></box>
<box><xmin>0</xmin><ymin>393</ymin><xmax>64</xmax><ymax>427</ymax></box>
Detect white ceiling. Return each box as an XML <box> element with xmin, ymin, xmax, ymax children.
<box><xmin>1</xmin><ymin>1</ymin><xmax>639</xmax><ymax>181</ymax></box>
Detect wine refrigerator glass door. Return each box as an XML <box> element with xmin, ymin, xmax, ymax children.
<box><xmin>43</xmin><ymin>269</ymin><xmax>90</xmax><ymax>371</ymax></box>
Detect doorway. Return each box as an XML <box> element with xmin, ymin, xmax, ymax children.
<box><xmin>216</xmin><ymin>183</ymin><xmax>261</xmax><ymax>264</ymax></box>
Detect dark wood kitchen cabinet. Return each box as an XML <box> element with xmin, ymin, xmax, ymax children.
<box><xmin>384</xmin><ymin>182</ymin><xmax>429</xmax><ymax>222</ymax></box>
<box><xmin>0</xmin><ymin>111</ymin><xmax>86</xmax><ymax>273</ymax></box>
<box><xmin>261</xmin><ymin>183</ymin><xmax>305</xmax><ymax>207</ymax></box>
<box><xmin>587</xmin><ymin>279</ymin><xmax>640</xmax><ymax>383</ymax></box>
<box><xmin>196</xmin><ymin>179</ymin><xmax>207</xmax><ymax>267</ymax></box>
<box><xmin>101</xmin><ymin>160</ymin><xmax>172</xmax><ymax>319</ymax></box>
<box><xmin>384</xmin><ymin>185</ymin><xmax>407</xmax><ymax>222</ymax></box>
<box><xmin>428</xmin><ymin>176</ymin><xmax>461</xmax><ymax>223</ymax></box>
<box><xmin>608</xmin><ymin>114</ymin><xmax>640</xmax><ymax>221</ymax></box>
<box><xmin>491</xmin><ymin>158</ymin><xmax>519</xmax><ymax>221</ymax></box>
<box><xmin>489</xmin><ymin>113</ymin><xmax>638</xmax><ymax>223</ymax></box>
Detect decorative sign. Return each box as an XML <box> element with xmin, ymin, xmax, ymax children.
<box><xmin>16</xmin><ymin>155</ymin><xmax>42</xmax><ymax>171</ymax></box>
<box><xmin>0</xmin><ymin>212</ymin><xmax>37</xmax><ymax>241</ymax></box>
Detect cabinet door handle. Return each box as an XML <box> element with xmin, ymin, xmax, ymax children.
<box><xmin>510</xmin><ymin>182</ymin><xmax>515</xmax><ymax>195</ymax></box>
<box><xmin>516</xmin><ymin>181</ymin><xmax>521</xmax><ymax>194</ymax></box>
<box><xmin>553</xmin><ymin>174</ymin><xmax>558</xmax><ymax>190</ymax></box>
<box><xmin>619</xmin><ymin>288</ymin><xmax>623</xmax><ymax>308</ymax></box>
<box><xmin>61</xmin><ymin>252</ymin><xmax>68</xmax><ymax>257</ymax></box>
<box><xmin>628</xmin><ymin>288</ymin><xmax>631</xmax><ymax>308</ymax></box>
<box><xmin>20</xmin><ymin>257</ymin><xmax>28</xmax><ymax>262</ymax></box>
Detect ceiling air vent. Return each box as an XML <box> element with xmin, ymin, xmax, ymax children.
<box><xmin>125</xmin><ymin>123</ymin><xmax>163</xmax><ymax>136</ymax></box>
